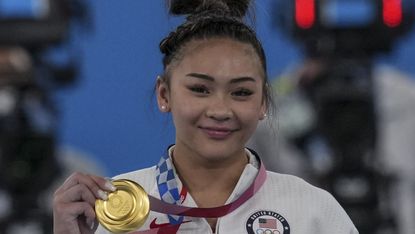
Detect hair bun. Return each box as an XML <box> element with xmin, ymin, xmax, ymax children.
<box><xmin>168</xmin><ymin>0</ymin><xmax>251</xmax><ymax>18</ymax></box>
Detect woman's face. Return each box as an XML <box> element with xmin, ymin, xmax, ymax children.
<box><xmin>157</xmin><ymin>38</ymin><xmax>266</xmax><ymax>161</ymax></box>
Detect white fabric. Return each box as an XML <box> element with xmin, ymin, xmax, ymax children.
<box><xmin>96</xmin><ymin>149</ymin><xmax>358</xmax><ymax>234</ymax></box>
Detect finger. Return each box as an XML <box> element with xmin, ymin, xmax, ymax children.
<box><xmin>54</xmin><ymin>201</ymin><xmax>96</xmax><ymax>227</ymax></box>
<box><xmin>57</xmin><ymin>183</ymin><xmax>98</xmax><ymax>206</ymax></box>
<box><xmin>90</xmin><ymin>174</ymin><xmax>116</xmax><ymax>192</ymax></box>
<box><xmin>79</xmin><ymin>217</ymin><xmax>99</xmax><ymax>234</ymax></box>
<box><xmin>56</xmin><ymin>172</ymin><xmax>115</xmax><ymax>200</ymax></box>
<box><xmin>79</xmin><ymin>206</ymin><xmax>98</xmax><ymax>233</ymax></box>
<box><xmin>59</xmin><ymin>172</ymin><xmax>98</xmax><ymax>191</ymax></box>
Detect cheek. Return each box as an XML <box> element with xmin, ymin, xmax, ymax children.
<box><xmin>235</xmin><ymin>104</ymin><xmax>263</xmax><ymax>126</ymax></box>
<box><xmin>241</xmin><ymin>112</ymin><xmax>261</xmax><ymax>127</ymax></box>
<box><xmin>170</xmin><ymin>95</ymin><xmax>203</xmax><ymax>124</ymax></box>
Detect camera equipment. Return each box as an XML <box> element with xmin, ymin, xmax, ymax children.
<box><xmin>0</xmin><ymin>0</ymin><xmax>89</xmax><ymax>233</ymax></box>
<box><xmin>274</xmin><ymin>0</ymin><xmax>415</xmax><ymax>233</ymax></box>
<box><xmin>275</xmin><ymin>0</ymin><xmax>415</xmax><ymax>57</ymax></box>
<box><xmin>0</xmin><ymin>0</ymin><xmax>89</xmax><ymax>46</ymax></box>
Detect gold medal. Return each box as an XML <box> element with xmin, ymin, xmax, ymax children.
<box><xmin>95</xmin><ymin>179</ymin><xmax>150</xmax><ymax>233</ymax></box>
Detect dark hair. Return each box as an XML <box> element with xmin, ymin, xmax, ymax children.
<box><xmin>159</xmin><ymin>0</ymin><xmax>274</xmax><ymax>112</ymax></box>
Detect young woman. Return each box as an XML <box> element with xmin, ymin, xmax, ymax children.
<box><xmin>53</xmin><ymin>0</ymin><xmax>358</xmax><ymax>233</ymax></box>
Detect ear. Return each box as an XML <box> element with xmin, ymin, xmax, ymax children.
<box><xmin>156</xmin><ymin>76</ymin><xmax>170</xmax><ymax>112</ymax></box>
<box><xmin>259</xmin><ymin>101</ymin><xmax>267</xmax><ymax>120</ymax></box>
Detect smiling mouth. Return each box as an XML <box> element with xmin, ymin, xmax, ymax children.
<box><xmin>200</xmin><ymin>127</ymin><xmax>236</xmax><ymax>139</ymax></box>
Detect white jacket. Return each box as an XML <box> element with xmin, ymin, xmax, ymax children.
<box><xmin>96</xmin><ymin>150</ymin><xmax>358</xmax><ymax>234</ymax></box>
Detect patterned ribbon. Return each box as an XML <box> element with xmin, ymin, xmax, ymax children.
<box><xmin>132</xmin><ymin>148</ymin><xmax>267</xmax><ymax>233</ymax></box>
<box><xmin>155</xmin><ymin>153</ymin><xmax>184</xmax><ymax>224</ymax></box>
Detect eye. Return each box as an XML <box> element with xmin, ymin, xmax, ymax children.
<box><xmin>232</xmin><ymin>88</ymin><xmax>253</xmax><ymax>97</ymax></box>
<box><xmin>188</xmin><ymin>85</ymin><xmax>210</xmax><ymax>94</ymax></box>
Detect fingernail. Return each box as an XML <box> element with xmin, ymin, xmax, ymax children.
<box><xmin>87</xmin><ymin>218</ymin><xmax>95</xmax><ymax>230</ymax></box>
<box><xmin>86</xmin><ymin>218</ymin><xmax>95</xmax><ymax>230</ymax></box>
<box><xmin>105</xmin><ymin>180</ymin><xmax>116</xmax><ymax>192</ymax></box>
<box><xmin>98</xmin><ymin>190</ymin><xmax>108</xmax><ymax>200</ymax></box>
<box><xmin>104</xmin><ymin>177</ymin><xmax>113</xmax><ymax>181</ymax></box>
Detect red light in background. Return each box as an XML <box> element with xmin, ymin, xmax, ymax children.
<box><xmin>295</xmin><ymin>0</ymin><xmax>316</xmax><ymax>29</ymax></box>
<box><xmin>383</xmin><ymin>0</ymin><xmax>403</xmax><ymax>27</ymax></box>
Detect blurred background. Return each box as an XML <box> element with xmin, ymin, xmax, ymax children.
<box><xmin>0</xmin><ymin>0</ymin><xmax>414</xmax><ymax>233</ymax></box>
<box><xmin>61</xmin><ymin>0</ymin><xmax>415</xmax><ymax>175</ymax></box>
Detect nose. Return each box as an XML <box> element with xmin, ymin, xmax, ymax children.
<box><xmin>205</xmin><ymin>96</ymin><xmax>233</xmax><ymax>121</ymax></box>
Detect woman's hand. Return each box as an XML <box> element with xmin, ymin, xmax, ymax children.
<box><xmin>53</xmin><ymin>172</ymin><xmax>116</xmax><ymax>234</ymax></box>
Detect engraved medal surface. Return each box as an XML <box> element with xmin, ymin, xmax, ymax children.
<box><xmin>95</xmin><ymin>179</ymin><xmax>149</xmax><ymax>233</ymax></box>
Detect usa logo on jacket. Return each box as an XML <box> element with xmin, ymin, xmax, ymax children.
<box><xmin>246</xmin><ymin>210</ymin><xmax>290</xmax><ymax>234</ymax></box>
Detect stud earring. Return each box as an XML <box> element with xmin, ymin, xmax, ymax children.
<box><xmin>263</xmin><ymin>113</ymin><xmax>267</xmax><ymax>118</ymax></box>
<box><xmin>161</xmin><ymin>105</ymin><xmax>166</xmax><ymax>110</ymax></box>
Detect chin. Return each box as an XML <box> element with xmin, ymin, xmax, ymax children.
<box><xmin>196</xmin><ymin>141</ymin><xmax>244</xmax><ymax>162</ymax></box>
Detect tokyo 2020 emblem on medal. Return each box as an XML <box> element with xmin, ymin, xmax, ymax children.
<box><xmin>246</xmin><ymin>210</ymin><xmax>290</xmax><ymax>234</ymax></box>
<box><xmin>95</xmin><ymin>179</ymin><xmax>150</xmax><ymax>233</ymax></box>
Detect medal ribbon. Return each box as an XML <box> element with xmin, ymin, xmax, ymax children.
<box><xmin>150</xmin><ymin>155</ymin><xmax>266</xmax><ymax>217</ymax></box>
<box><xmin>132</xmin><ymin>148</ymin><xmax>267</xmax><ymax>233</ymax></box>
<box><xmin>155</xmin><ymin>154</ymin><xmax>184</xmax><ymax>224</ymax></box>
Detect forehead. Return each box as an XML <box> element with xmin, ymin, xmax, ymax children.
<box><xmin>184</xmin><ymin>37</ymin><xmax>255</xmax><ymax>55</ymax></box>
<box><xmin>170</xmin><ymin>38</ymin><xmax>264</xmax><ymax>80</ymax></box>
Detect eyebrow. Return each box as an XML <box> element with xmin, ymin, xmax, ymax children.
<box><xmin>186</xmin><ymin>73</ymin><xmax>257</xmax><ymax>84</ymax></box>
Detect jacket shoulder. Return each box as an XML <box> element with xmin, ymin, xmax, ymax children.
<box><xmin>112</xmin><ymin>166</ymin><xmax>157</xmax><ymax>192</ymax></box>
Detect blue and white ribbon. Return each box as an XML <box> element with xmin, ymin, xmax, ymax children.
<box><xmin>156</xmin><ymin>152</ymin><xmax>184</xmax><ymax>225</ymax></box>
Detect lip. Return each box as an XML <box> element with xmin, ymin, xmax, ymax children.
<box><xmin>199</xmin><ymin>126</ymin><xmax>235</xmax><ymax>139</ymax></box>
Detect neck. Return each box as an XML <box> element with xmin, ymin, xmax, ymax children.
<box><xmin>171</xmin><ymin>144</ymin><xmax>249</xmax><ymax>208</ymax></box>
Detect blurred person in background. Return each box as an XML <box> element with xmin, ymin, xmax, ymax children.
<box><xmin>249</xmin><ymin>0</ymin><xmax>415</xmax><ymax>233</ymax></box>
<box><xmin>249</xmin><ymin>60</ymin><xmax>415</xmax><ymax>234</ymax></box>
<box><xmin>0</xmin><ymin>1</ymin><xmax>103</xmax><ymax>233</ymax></box>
